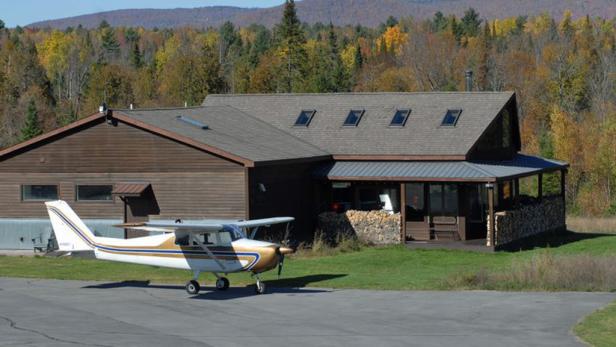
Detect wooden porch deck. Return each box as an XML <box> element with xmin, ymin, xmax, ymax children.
<box><xmin>405</xmin><ymin>239</ymin><xmax>494</xmax><ymax>252</ymax></box>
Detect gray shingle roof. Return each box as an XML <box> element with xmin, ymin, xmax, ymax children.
<box><xmin>314</xmin><ymin>154</ymin><xmax>567</xmax><ymax>181</ymax></box>
<box><xmin>203</xmin><ymin>92</ymin><xmax>515</xmax><ymax>157</ymax></box>
<box><xmin>117</xmin><ymin>106</ymin><xmax>329</xmax><ymax>163</ymax></box>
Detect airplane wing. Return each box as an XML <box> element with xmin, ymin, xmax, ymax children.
<box><xmin>231</xmin><ymin>217</ymin><xmax>294</xmax><ymax>228</ymax></box>
<box><xmin>114</xmin><ymin>221</ymin><xmax>224</xmax><ymax>233</ymax></box>
<box><xmin>114</xmin><ymin>217</ymin><xmax>294</xmax><ymax>233</ymax></box>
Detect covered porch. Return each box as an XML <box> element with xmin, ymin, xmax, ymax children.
<box><xmin>314</xmin><ymin>154</ymin><xmax>568</xmax><ymax>249</ymax></box>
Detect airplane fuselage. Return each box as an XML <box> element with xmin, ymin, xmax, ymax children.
<box><xmin>92</xmin><ymin>234</ymin><xmax>280</xmax><ymax>274</ymax></box>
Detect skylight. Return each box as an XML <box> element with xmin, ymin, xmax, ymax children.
<box><xmin>390</xmin><ymin>109</ymin><xmax>411</xmax><ymax>126</ymax></box>
<box><xmin>294</xmin><ymin>110</ymin><xmax>316</xmax><ymax>127</ymax></box>
<box><xmin>344</xmin><ymin>110</ymin><xmax>364</xmax><ymax>127</ymax></box>
<box><xmin>441</xmin><ymin>109</ymin><xmax>462</xmax><ymax>126</ymax></box>
<box><xmin>176</xmin><ymin>115</ymin><xmax>209</xmax><ymax>129</ymax></box>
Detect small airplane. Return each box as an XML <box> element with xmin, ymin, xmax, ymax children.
<box><xmin>45</xmin><ymin>200</ymin><xmax>295</xmax><ymax>295</ymax></box>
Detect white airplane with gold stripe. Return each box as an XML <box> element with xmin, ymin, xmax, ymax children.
<box><xmin>45</xmin><ymin>200</ymin><xmax>294</xmax><ymax>295</ymax></box>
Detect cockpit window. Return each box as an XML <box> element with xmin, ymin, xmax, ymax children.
<box><xmin>175</xmin><ymin>235</ymin><xmax>189</xmax><ymax>246</ymax></box>
<box><xmin>223</xmin><ymin>225</ymin><xmax>245</xmax><ymax>241</ymax></box>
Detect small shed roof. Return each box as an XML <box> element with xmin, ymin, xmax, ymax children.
<box><xmin>314</xmin><ymin>154</ymin><xmax>567</xmax><ymax>182</ymax></box>
<box><xmin>112</xmin><ymin>182</ymin><xmax>151</xmax><ymax>197</ymax></box>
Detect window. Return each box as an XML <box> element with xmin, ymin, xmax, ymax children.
<box><xmin>343</xmin><ymin>110</ymin><xmax>364</xmax><ymax>127</ymax></box>
<box><xmin>22</xmin><ymin>185</ymin><xmax>58</xmax><ymax>201</ymax></box>
<box><xmin>441</xmin><ymin>109</ymin><xmax>462</xmax><ymax>126</ymax></box>
<box><xmin>468</xmin><ymin>184</ymin><xmax>487</xmax><ymax>223</ymax></box>
<box><xmin>294</xmin><ymin>110</ymin><xmax>316</xmax><ymax>127</ymax></box>
<box><xmin>429</xmin><ymin>183</ymin><xmax>458</xmax><ymax>216</ymax></box>
<box><xmin>332</xmin><ymin>182</ymin><xmax>353</xmax><ymax>212</ymax></box>
<box><xmin>405</xmin><ymin>183</ymin><xmax>425</xmax><ymax>221</ymax></box>
<box><xmin>390</xmin><ymin>109</ymin><xmax>411</xmax><ymax>126</ymax></box>
<box><xmin>76</xmin><ymin>185</ymin><xmax>113</xmax><ymax>201</ymax></box>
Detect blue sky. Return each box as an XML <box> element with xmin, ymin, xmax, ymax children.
<box><xmin>0</xmin><ymin>0</ymin><xmax>286</xmax><ymax>27</ymax></box>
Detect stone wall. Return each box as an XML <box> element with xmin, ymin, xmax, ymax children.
<box><xmin>317</xmin><ymin>210</ymin><xmax>401</xmax><ymax>245</ymax></box>
<box><xmin>490</xmin><ymin>196</ymin><xmax>566</xmax><ymax>246</ymax></box>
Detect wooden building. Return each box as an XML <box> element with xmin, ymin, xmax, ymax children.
<box><xmin>0</xmin><ymin>92</ymin><xmax>568</xmax><ymax>249</ymax></box>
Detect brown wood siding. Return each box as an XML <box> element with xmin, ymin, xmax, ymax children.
<box><xmin>0</xmin><ymin>172</ymin><xmax>246</xmax><ymax>219</ymax></box>
<box><xmin>0</xmin><ymin>119</ymin><xmax>247</xmax><ymax>220</ymax></box>
<box><xmin>0</xmin><ymin>119</ymin><xmax>240</xmax><ymax>173</ymax></box>
<box><xmin>249</xmin><ymin>161</ymin><xmax>326</xmax><ymax>242</ymax></box>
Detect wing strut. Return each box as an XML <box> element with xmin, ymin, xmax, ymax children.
<box><xmin>189</xmin><ymin>234</ymin><xmax>226</xmax><ymax>271</ymax></box>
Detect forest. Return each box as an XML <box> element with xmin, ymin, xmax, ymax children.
<box><xmin>0</xmin><ymin>1</ymin><xmax>614</xmax><ymax>216</ymax></box>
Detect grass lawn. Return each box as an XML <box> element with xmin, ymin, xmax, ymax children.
<box><xmin>574</xmin><ymin>300</ymin><xmax>616</xmax><ymax>347</ymax></box>
<box><xmin>1</xmin><ymin>231</ymin><xmax>616</xmax><ymax>291</ymax></box>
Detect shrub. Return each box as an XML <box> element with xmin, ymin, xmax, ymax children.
<box><xmin>446</xmin><ymin>252</ymin><xmax>616</xmax><ymax>291</ymax></box>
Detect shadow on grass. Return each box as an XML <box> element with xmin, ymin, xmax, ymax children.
<box><xmin>497</xmin><ymin>230</ymin><xmax>616</xmax><ymax>251</ymax></box>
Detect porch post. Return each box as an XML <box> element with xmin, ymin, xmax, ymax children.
<box><xmin>538</xmin><ymin>173</ymin><xmax>543</xmax><ymax>202</ymax></box>
<box><xmin>487</xmin><ymin>182</ymin><xmax>495</xmax><ymax>247</ymax></box>
<box><xmin>560</xmin><ymin>169</ymin><xmax>566</xmax><ymax>202</ymax></box>
<box><xmin>400</xmin><ymin>183</ymin><xmax>406</xmax><ymax>244</ymax></box>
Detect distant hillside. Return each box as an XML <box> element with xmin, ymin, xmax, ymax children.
<box><xmin>28</xmin><ymin>0</ymin><xmax>616</xmax><ymax>29</ymax></box>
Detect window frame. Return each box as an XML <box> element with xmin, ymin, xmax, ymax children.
<box><xmin>390</xmin><ymin>109</ymin><xmax>411</xmax><ymax>127</ymax></box>
<box><xmin>75</xmin><ymin>184</ymin><xmax>114</xmax><ymax>202</ymax></box>
<box><xmin>293</xmin><ymin>109</ymin><xmax>316</xmax><ymax>127</ymax></box>
<box><xmin>429</xmin><ymin>183</ymin><xmax>459</xmax><ymax>217</ymax></box>
<box><xmin>441</xmin><ymin>109</ymin><xmax>462</xmax><ymax>127</ymax></box>
<box><xmin>21</xmin><ymin>184</ymin><xmax>59</xmax><ymax>202</ymax></box>
<box><xmin>343</xmin><ymin>109</ymin><xmax>365</xmax><ymax>127</ymax></box>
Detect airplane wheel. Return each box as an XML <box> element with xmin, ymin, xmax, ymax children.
<box><xmin>255</xmin><ymin>281</ymin><xmax>266</xmax><ymax>295</ymax></box>
<box><xmin>216</xmin><ymin>277</ymin><xmax>230</xmax><ymax>291</ymax></box>
<box><xmin>186</xmin><ymin>280</ymin><xmax>200</xmax><ymax>295</ymax></box>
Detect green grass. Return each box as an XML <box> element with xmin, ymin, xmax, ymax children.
<box><xmin>574</xmin><ymin>300</ymin><xmax>616</xmax><ymax>347</ymax></box>
<box><xmin>2</xmin><ymin>231</ymin><xmax>616</xmax><ymax>291</ymax></box>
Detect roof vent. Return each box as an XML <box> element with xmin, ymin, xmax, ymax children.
<box><xmin>176</xmin><ymin>115</ymin><xmax>209</xmax><ymax>130</ymax></box>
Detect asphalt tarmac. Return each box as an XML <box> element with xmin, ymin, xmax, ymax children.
<box><xmin>0</xmin><ymin>277</ymin><xmax>613</xmax><ymax>347</ymax></box>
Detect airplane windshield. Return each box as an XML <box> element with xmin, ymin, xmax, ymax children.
<box><xmin>222</xmin><ymin>225</ymin><xmax>245</xmax><ymax>241</ymax></box>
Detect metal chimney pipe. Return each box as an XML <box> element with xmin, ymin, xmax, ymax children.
<box><xmin>465</xmin><ymin>70</ymin><xmax>473</xmax><ymax>91</ymax></box>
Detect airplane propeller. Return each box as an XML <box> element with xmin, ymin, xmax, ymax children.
<box><xmin>277</xmin><ymin>249</ymin><xmax>284</xmax><ymax>278</ymax></box>
<box><xmin>276</xmin><ymin>246</ymin><xmax>294</xmax><ymax>278</ymax></box>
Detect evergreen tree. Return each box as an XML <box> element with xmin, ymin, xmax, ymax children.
<box><xmin>328</xmin><ymin>24</ymin><xmax>347</xmax><ymax>91</ymax></box>
<box><xmin>100</xmin><ymin>27</ymin><xmax>120</xmax><ymax>63</ymax></box>
<box><xmin>274</xmin><ymin>0</ymin><xmax>307</xmax><ymax>92</ymax></box>
<box><xmin>125</xmin><ymin>28</ymin><xmax>142</xmax><ymax>69</ymax></box>
<box><xmin>130</xmin><ymin>41</ymin><xmax>142</xmax><ymax>69</ymax></box>
<box><xmin>20</xmin><ymin>100</ymin><xmax>42</xmax><ymax>141</ymax></box>
<box><xmin>354</xmin><ymin>43</ymin><xmax>363</xmax><ymax>70</ymax></box>
<box><xmin>431</xmin><ymin>12</ymin><xmax>448</xmax><ymax>32</ymax></box>
<box><xmin>0</xmin><ymin>19</ymin><xmax>4</xmax><ymax>31</ymax></box>
<box><xmin>460</xmin><ymin>8</ymin><xmax>482</xmax><ymax>37</ymax></box>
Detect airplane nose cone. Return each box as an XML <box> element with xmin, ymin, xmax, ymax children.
<box><xmin>278</xmin><ymin>246</ymin><xmax>294</xmax><ymax>255</ymax></box>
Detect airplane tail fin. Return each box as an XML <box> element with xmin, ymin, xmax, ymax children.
<box><xmin>45</xmin><ymin>200</ymin><xmax>97</xmax><ymax>251</ymax></box>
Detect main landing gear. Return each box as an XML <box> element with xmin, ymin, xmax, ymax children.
<box><xmin>185</xmin><ymin>271</ymin><xmax>231</xmax><ymax>295</ymax></box>
<box><xmin>215</xmin><ymin>275</ymin><xmax>230</xmax><ymax>291</ymax></box>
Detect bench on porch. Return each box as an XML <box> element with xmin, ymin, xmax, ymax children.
<box><xmin>432</xmin><ymin>216</ymin><xmax>460</xmax><ymax>241</ymax></box>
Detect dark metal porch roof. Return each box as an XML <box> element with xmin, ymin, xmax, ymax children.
<box><xmin>314</xmin><ymin>154</ymin><xmax>567</xmax><ymax>182</ymax></box>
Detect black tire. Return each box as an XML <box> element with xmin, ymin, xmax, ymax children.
<box><xmin>185</xmin><ymin>280</ymin><xmax>200</xmax><ymax>295</ymax></box>
<box><xmin>255</xmin><ymin>281</ymin><xmax>266</xmax><ymax>295</ymax></box>
<box><xmin>216</xmin><ymin>277</ymin><xmax>230</xmax><ymax>290</ymax></box>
